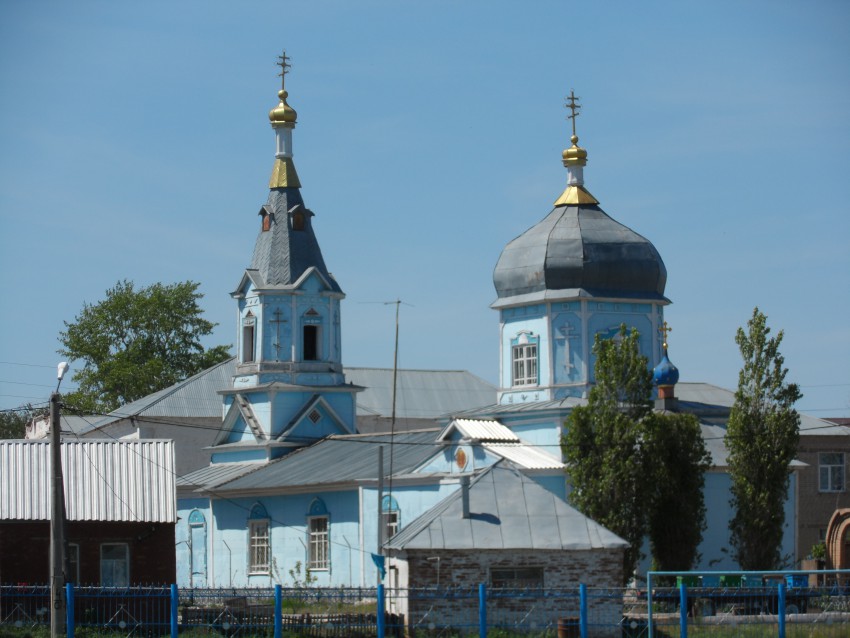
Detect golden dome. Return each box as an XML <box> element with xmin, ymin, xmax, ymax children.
<box><xmin>562</xmin><ymin>134</ymin><xmax>588</xmax><ymax>167</ymax></box>
<box><xmin>269</xmin><ymin>89</ymin><xmax>297</xmax><ymax>126</ymax></box>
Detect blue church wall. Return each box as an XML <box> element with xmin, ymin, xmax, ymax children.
<box><xmin>176</xmin><ymin>498</ymin><xmax>210</xmax><ymax>588</ymax></box>
<box><xmin>586</xmin><ymin>308</ymin><xmax>656</xmax><ymax>382</ymax></box>
<box><xmin>206</xmin><ymin>489</ymin><xmax>361</xmax><ymax>588</ymax></box>
<box><xmin>550</xmin><ymin>308</ymin><xmax>584</xmax><ymax>387</ymax></box>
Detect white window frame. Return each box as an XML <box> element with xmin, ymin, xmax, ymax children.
<box><xmin>248</xmin><ymin>519</ymin><xmax>270</xmax><ymax>574</ymax></box>
<box><xmin>307</xmin><ymin>516</ymin><xmax>329</xmax><ymax>571</ymax></box>
<box><xmin>512</xmin><ymin>343</ymin><xmax>538</xmax><ymax>386</ymax></box>
<box><xmin>100</xmin><ymin>543</ymin><xmax>129</xmax><ymax>587</ymax></box>
<box><xmin>241</xmin><ymin>315</ymin><xmax>256</xmax><ymax>363</ymax></box>
<box><xmin>382</xmin><ymin>510</ymin><xmax>400</xmax><ymax>541</ymax></box>
<box><xmin>819</xmin><ymin>452</ymin><xmax>845</xmax><ymax>493</ymax></box>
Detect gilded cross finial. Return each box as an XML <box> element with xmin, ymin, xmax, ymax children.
<box><xmin>659</xmin><ymin>321</ymin><xmax>672</xmax><ymax>351</ymax></box>
<box><xmin>276</xmin><ymin>50</ymin><xmax>292</xmax><ymax>91</ymax></box>
<box><xmin>565</xmin><ymin>89</ymin><xmax>581</xmax><ymax>138</ymax></box>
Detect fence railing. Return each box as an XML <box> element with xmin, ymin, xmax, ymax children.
<box><xmin>2</xmin><ymin>573</ymin><xmax>850</xmax><ymax>637</ymax></box>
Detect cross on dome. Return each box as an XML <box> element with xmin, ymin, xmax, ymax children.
<box><xmin>276</xmin><ymin>50</ymin><xmax>292</xmax><ymax>91</ymax></box>
<box><xmin>565</xmin><ymin>89</ymin><xmax>581</xmax><ymax>138</ymax></box>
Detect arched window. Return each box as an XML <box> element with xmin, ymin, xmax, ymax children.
<box><xmin>306</xmin><ymin>498</ymin><xmax>329</xmax><ymax>571</ymax></box>
<box><xmin>302</xmin><ymin>309</ymin><xmax>321</xmax><ymax>361</ymax></box>
<box><xmin>511</xmin><ymin>331</ymin><xmax>538</xmax><ymax>386</ymax></box>
<box><xmin>248</xmin><ymin>503</ymin><xmax>270</xmax><ymax>574</ymax></box>
<box><xmin>242</xmin><ymin>312</ymin><xmax>256</xmax><ymax>363</ymax></box>
<box><xmin>381</xmin><ymin>495</ymin><xmax>400</xmax><ymax>540</ymax></box>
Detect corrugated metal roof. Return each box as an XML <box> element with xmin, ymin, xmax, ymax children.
<box><xmin>439</xmin><ymin>419</ymin><xmax>518</xmax><ymax>442</ymax></box>
<box><xmin>210</xmin><ymin>430</ymin><xmax>440</xmax><ymax>493</ymax></box>
<box><xmin>385</xmin><ymin>463</ymin><xmax>627</xmax><ymax>551</ymax></box>
<box><xmin>177</xmin><ymin>462</ymin><xmax>265</xmax><ymax>491</ymax></box>
<box><xmin>344</xmin><ymin>368</ymin><xmax>496</xmax><ymax>419</ymax></box>
<box><xmin>0</xmin><ymin>439</ymin><xmax>176</xmax><ymax>523</ymax></box>
<box><xmin>483</xmin><ymin>443</ymin><xmax>565</xmax><ymax>469</ymax></box>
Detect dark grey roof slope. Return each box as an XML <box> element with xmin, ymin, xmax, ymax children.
<box><xmin>205</xmin><ymin>430</ymin><xmax>440</xmax><ymax>493</ymax></box>
<box><xmin>385</xmin><ymin>462</ymin><xmax>627</xmax><ymax>551</ymax></box>
<box><xmin>249</xmin><ymin>188</ymin><xmax>342</xmax><ymax>293</ymax></box>
<box><xmin>493</xmin><ymin>205</ymin><xmax>667</xmax><ymax>305</ymax></box>
<box><xmin>71</xmin><ymin>357</ymin><xmax>235</xmax><ymax>434</ymax></box>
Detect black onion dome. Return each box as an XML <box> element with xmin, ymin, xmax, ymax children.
<box><xmin>493</xmin><ymin>204</ymin><xmax>667</xmax><ymax>303</ymax></box>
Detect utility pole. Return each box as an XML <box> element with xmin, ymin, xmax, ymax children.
<box><xmin>50</xmin><ymin>363</ymin><xmax>70</xmax><ymax>638</ymax></box>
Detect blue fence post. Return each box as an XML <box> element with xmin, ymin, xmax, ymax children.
<box><xmin>579</xmin><ymin>583</ymin><xmax>588</xmax><ymax>638</ymax></box>
<box><xmin>65</xmin><ymin>583</ymin><xmax>74</xmax><ymax>638</ymax></box>
<box><xmin>479</xmin><ymin>583</ymin><xmax>486</xmax><ymax>638</ymax></box>
<box><xmin>778</xmin><ymin>581</ymin><xmax>786</xmax><ymax>638</ymax></box>
<box><xmin>377</xmin><ymin>584</ymin><xmax>385</xmax><ymax>638</ymax></box>
<box><xmin>679</xmin><ymin>582</ymin><xmax>687</xmax><ymax>638</ymax></box>
<box><xmin>170</xmin><ymin>584</ymin><xmax>179</xmax><ymax>638</ymax></box>
<box><xmin>274</xmin><ymin>584</ymin><xmax>282</xmax><ymax>638</ymax></box>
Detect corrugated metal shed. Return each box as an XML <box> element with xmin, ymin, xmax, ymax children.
<box><xmin>0</xmin><ymin>439</ymin><xmax>176</xmax><ymax>523</ymax></box>
<box><xmin>385</xmin><ymin>462</ymin><xmax>627</xmax><ymax>551</ymax></box>
<box><xmin>200</xmin><ymin>430</ymin><xmax>440</xmax><ymax>493</ymax></box>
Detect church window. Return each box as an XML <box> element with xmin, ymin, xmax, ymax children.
<box><xmin>248</xmin><ymin>503</ymin><xmax>270</xmax><ymax>574</ymax></box>
<box><xmin>262</xmin><ymin>212</ymin><xmax>272</xmax><ymax>232</ymax></box>
<box><xmin>303</xmin><ymin>324</ymin><xmax>320</xmax><ymax>360</ymax></box>
<box><xmin>381</xmin><ymin>495</ymin><xmax>400</xmax><ymax>541</ymax></box>
<box><xmin>307</xmin><ymin>499</ymin><xmax>329</xmax><ymax>570</ymax></box>
<box><xmin>241</xmin><ymin>314</ymin><xmax>256</xmax><ymax>363</ymax></box>
<box><xmin>819</xmin><ymin>453</ymin><xmax>845</xmax><ymax>493</ymax></box>
<box><xmin>512</xmin><ymin>336</ymin><xmax>538</xmax><ymax>386</ymax></box>
<box><xmin>292</xmin><ymin>210</ymin><xmax>305</xmax><ymax>231</ymax></box>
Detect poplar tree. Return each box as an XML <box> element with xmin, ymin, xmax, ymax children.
<box><xmin>644</xmin><ymin>411</ymin><xmax>712</xmax><ymax>571</ymax></box>
<box><xmin>562</xmin><ymin>325</ymin><xmax>652</xmax><ymax>582</ymax></box>
<box><xmin>725</xmin><ymin>307</ymin><xmax>802</xmax><ymax>570</ymax></box>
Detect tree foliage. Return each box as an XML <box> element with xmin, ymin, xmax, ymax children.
<box><xmin>562</xmin><ymin>326</ymin><xmax>653</xmax><ymax>582</ymax></box>
<box><xmin>59</xmin><ymin>280</ymin><xmax>231</xmax><ymax>413</ymax></box>
<box><xmin>0</xmin><ymin>409</ymin><xmax>28</xmax><ymax>439</ymax></box>
<box><xmin>726</xmin><ymin>307</ymin><xmax>802</xmax><ymax>570</ymax></box>
<box><xmin>644</xmin><ymin>411</ymin><xmax>712</xmax><ymax>571</ymax></box>
<box><xmin>562</xmin><ymin>324</ymin><xmax>712</xmax><ymax>581</ymax></box>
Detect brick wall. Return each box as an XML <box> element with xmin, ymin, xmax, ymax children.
<box><xmin>400</xmin><ymin>548</ymin><xmax>624</xmax><ymax>637</ymax></box>
<box><xmin>795</xmin><ymin>435</ymin><xmax>850</xmax><ymax>562</ymax></box>
<box><xmin>0</xmin><ymin>520</ymin><xmax>175</xmax><ymax>585</ymax></box>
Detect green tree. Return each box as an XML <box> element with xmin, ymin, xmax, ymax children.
<box><xmin>0</xmin><ymin>409</ymin><xmax>29</xmax><ymax>438</ymax></box>
<box><xmin>562</xmin><ymin>325</ymin><xmax>653</xmax><ymax>582</ymax></box>
<box><xmin>644</xmin><ymin>411</ymin><xmax>712</xmax><ymax>571</ymax></box>
<box><xmin>725</xmin><ymin>307</ymin><xmax>802</xmax><ymax>570</ymax></box>
<box><xmin>59</xmin><ymin>280</ymin><xmax>231</xmax><ymax>413</ymax></box>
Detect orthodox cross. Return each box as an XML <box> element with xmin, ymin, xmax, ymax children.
<box><xmin>276</xmin><ymin>50</ymin><xmax>292</xmax><ymax>91</ymax></box>
<box><xmin>556</xmin><ymin>322</ymin><xmax>579</xmax><ymax>371</ymax></box>
<box><xmin>565</xmin><ymin>89</ymin><xmax>581</xmax><ymax>137</ymax></box>
<box><xmin>659</xmin><ymin>320</ymin><xmax>672</xmax><ymax>350</ymax></box>
<box><xmin>269</xmin><ymin>308</ymin><xmax>288</xmax><ymax>357</ymax></box>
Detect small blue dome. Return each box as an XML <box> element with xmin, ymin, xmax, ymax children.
<box><xmin>653</xmin><ymin>352</ymin><xmax>679</xmax><ymax>387</ymax></box>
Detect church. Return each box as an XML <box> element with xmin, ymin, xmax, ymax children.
<box><xmin>56</xmin><ymin>55</ymin><xmax>842</xmax><ymax>589</ymax></box>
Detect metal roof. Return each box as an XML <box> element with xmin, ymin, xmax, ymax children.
<box><xmin>199</xmin><ymin>430</ymin><xmax>440</xmax><ymax>493</ymax></box>
<box><xmin>0</xmin><ymin>439</ymin><xmax>176</xmax><ymax>523</ymax></box>
<box><xmin>177</xmin><ymin>462</ymin><xmax>266</xmax><ymax>491</ymax></box>
<box><xmin>247</xmin><ymin>188</ymin><xmax>343</xmax><ymax>293</ymax></box>
<box><xmin>493</xmin><ymin>204</ymin><xmax>667</xmax><ymax>305</ymax></box>
<box><xmin>438</xmin><ymin>419</ymin><xmax>519</xmax><ymax>442</ymax></box>
<box><xmin>344</xmin><ymin>368</ymin><xmax>496</xmax><ymax>420</ymax></box>
<box><xmin>385</xmin><ymin>462</ymin><xmax>627</xmax><ymax>551</ymax></box>
<box><xmin>482</xmin><ymin>443</ymin><xmax>564</xmax><ymax>470</ymax></box>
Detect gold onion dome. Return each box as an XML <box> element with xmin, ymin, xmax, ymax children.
<box><xmin>562</xmin><ymin>134</ymin><xmax>588</xmax><ymax>167</ymax></box>
<box><xmin>269</xmin><ymin>89</ymin><xmax>297</xmax><ymax>126</ymax></box>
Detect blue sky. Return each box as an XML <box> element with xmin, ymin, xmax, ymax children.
<box><xmin>1</xmin><ymin>1</ymin><xmax>848</xmax><ymax>417</ymax></box>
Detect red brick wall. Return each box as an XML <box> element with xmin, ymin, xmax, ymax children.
<box><xmin>0</xmin><ymin>521</ymin><xmax>175</xmax><ymax>585</ymax></box>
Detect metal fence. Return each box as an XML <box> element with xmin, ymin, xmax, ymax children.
<box><xmin>2</xmin><ymin>574</ymin><xmax>850</xmax><ymax>637</ymax></box>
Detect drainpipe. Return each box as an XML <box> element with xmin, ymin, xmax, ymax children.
<box><xmin>461</xmin><ymin>475</ymin><xmax>470</xmax><ymax>519</ymax></box>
